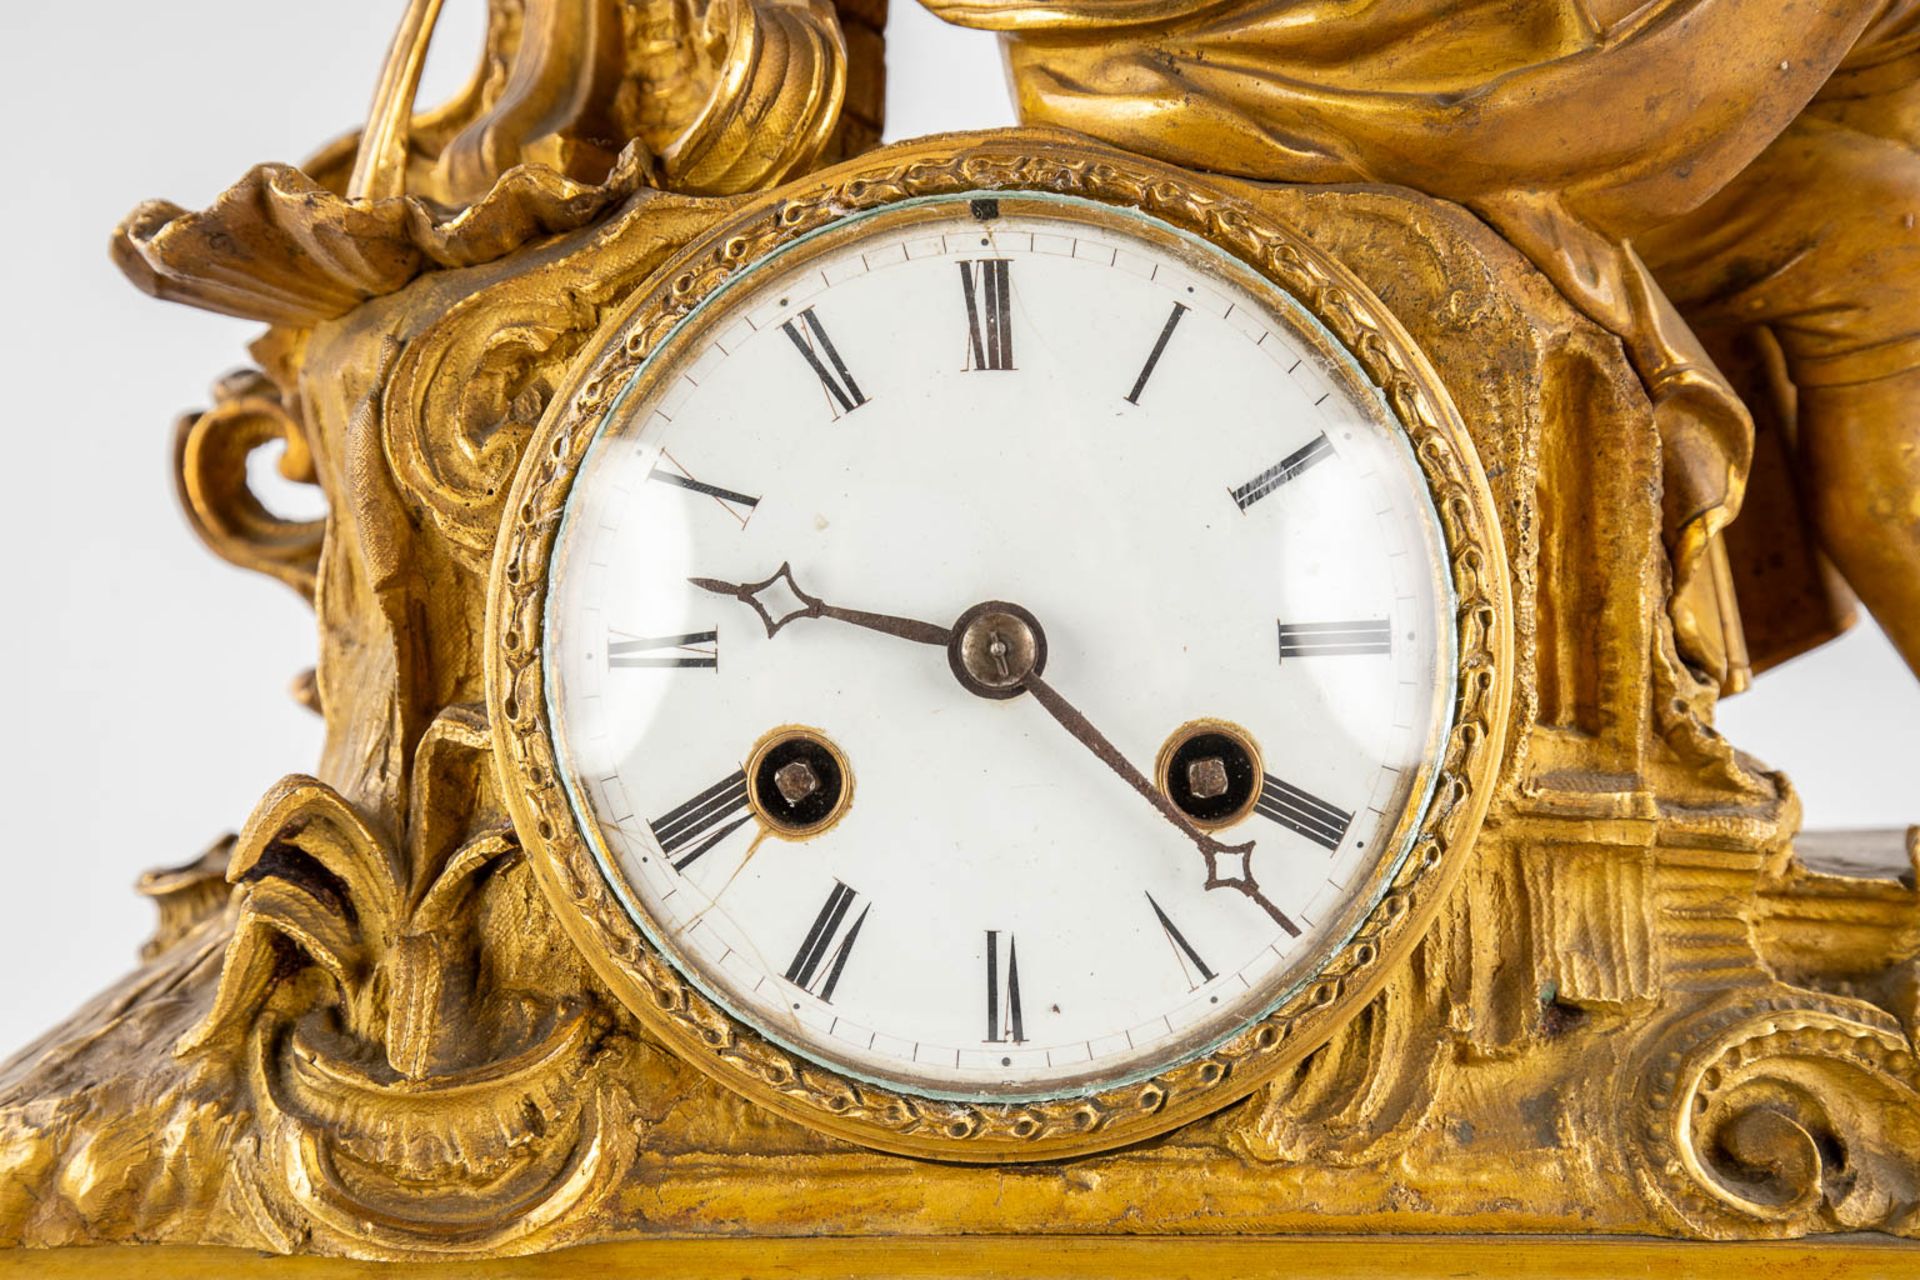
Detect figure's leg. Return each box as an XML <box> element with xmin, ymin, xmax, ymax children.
<box><xmin>1639</xmin><ymin>108</ymin><xmax>1920</xmax><ymax>678</ymax></box>
<box><xmin>1797</xmin><ymin>372</ymin><xmax>1920</xmax><ymax>673</ymax></box>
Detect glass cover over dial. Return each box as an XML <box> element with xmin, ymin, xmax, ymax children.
<box><xmin>545</xmin><ymin>193</ymin><xmax>1456</xmax><ymax>1100</ymax></box>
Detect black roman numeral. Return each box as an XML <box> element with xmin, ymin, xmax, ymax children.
<box><xmin>1146</xmin><ymin>892</ymin><xmax>1215</xmax><ymax>988</ymax></box>
<box><xmin>1278</xmin><ymin>619</ymin><xmax>1392</xmax><ymax>661</ymax></box>
<box><xmin>1255</xmin><ymin>774</ymin><xmax>1353</xmax><ymax>851</ymax></box>
<box><xmin>785</xmin><ymin>881</ymin><xmax>869</xmax><ymax>1002</ymax></box>
<box><xmin>959</xmin><ymin>259</ymin><xmax>1014</xmax><ymax>372</ymax></box>
<box><xmin>648</xmin><ymin>450</ymin><xmax>760</xmax><ymax>528</ymax></box>
<box><xmin>1125</xmin><ymin>302</ymin><xmax>1188</xmax><ymax>404</ymax></box>
<box><xmin>781</xmin><ymin>307</ymin><xmax>867</xmax><ymax>415</ymax></box>
<box><xmin>609</xmin><ymin>630</ymin><xmax>718</xmax><ymax>669</ymax></box>
<box><xmin>649</xmin><ymin>769</ymin><xmax>752</xmax><ymax>869</ymax></box>
<box><xmin>1230</xmin><ymin>432</ymin><xmax>1334</xmax><ymax>511</ymax></box>
<box><xmin>985</xmin><ymin>929</ymin><xmax>1026</xmax><ymax>1043</ymax></box>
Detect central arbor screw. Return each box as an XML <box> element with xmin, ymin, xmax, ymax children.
<box><xmin>948</xmin><ymin>601</ymin><xmax>1048</xmax><ymax>701</ymax></box>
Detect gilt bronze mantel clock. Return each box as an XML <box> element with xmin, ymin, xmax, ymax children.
<box><xmin>6</xmin><ymin>0</ymin><xmax>1920</xmax><ymax>1273</ymax></box>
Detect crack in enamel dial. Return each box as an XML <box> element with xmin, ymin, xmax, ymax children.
<box><xmin>537</xmin><ymin>191</ymin><xmax>1459</xmax><ymax>1105</ymax></box>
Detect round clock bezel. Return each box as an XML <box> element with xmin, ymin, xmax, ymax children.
<box><xmin>486</xmin><ymin>131</ymin><xmax>1512</xmax><ymax>1161</ymax></box>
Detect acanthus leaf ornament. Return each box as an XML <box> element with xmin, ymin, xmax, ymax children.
<box><xmin>169</xmin><ymin>705</ymin><xmax>646</xmax><ymax>1254</ymax></box>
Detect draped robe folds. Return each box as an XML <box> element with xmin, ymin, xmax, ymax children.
<box><xmin>922</xmin><ymin>0</ymin><xmax>1920</xmax><ymax>689</ymax></box>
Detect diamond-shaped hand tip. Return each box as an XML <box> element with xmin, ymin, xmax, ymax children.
<box><xmin>1202</xmin><ymin>840</ymin><xmax>1257</xmax><ymax>890</ymax></box>
<box><xmin>688</xmin><ymin>563</ymin><xmax>950</xmax><ymax>646</ymax></box>
<box><xmin>689</xmin><ymin>562</ymin><xmax>820</xmax><ymax>638</ymax></box>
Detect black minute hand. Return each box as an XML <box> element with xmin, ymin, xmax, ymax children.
<box><xmin>1023</xmin><ymin>672</ymin><xmax>1300</xmax><ymax>937</ymax></box>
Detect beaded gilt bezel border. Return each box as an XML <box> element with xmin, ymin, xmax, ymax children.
<box><xmin>486</xmin><ymin>131</ymin><xmax>1512</xmax><ymax>1161</ymax></box>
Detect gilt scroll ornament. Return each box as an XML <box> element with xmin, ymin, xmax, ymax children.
<box><xmin>4</xmin><ymin>0</ymin><xmax>1920</xmax><ymax>1267</ymax></box>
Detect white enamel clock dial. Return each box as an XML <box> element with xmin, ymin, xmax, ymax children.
<box><xmin>545</xmin><ymin>193</ymin><xmax>1456</xmax><ymax>1100</ymax></box>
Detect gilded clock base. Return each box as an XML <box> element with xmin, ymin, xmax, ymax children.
<box><xmin>5</xmin><ymin>134</ymin><xmax>1919</xmax><ymax>1260</ymax></box>
<box><xmin>3</xmin><ymin>1236</ymin><xmax>1918</xmax><ymax>1279</ymax></box>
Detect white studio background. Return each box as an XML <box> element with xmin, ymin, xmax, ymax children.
<box><xmin>0</xmin><ymin>2</ymin><xmax>1911</xmax><ymax>1060</ymax></box>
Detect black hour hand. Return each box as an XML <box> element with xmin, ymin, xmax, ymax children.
<box><xmin>690</xmin><ymin>562</ymin><xmax>952</xmax><ymax>647</ymax></box>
